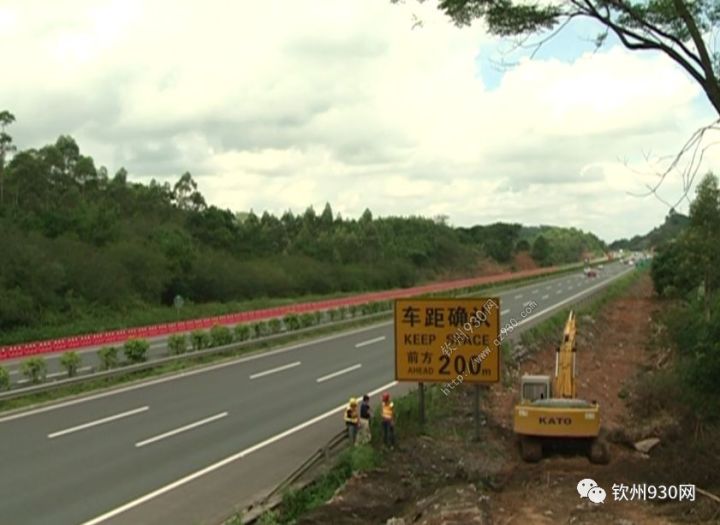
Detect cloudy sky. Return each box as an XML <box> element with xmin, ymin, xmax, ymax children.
<box><xmin>1</xmin><ymin>0</ymin><xmax>718</xmax><ymax>242</ymax></box>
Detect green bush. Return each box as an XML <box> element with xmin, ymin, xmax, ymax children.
<box><xmin>329</xmin><ymin>308</ymin><xmax>340</xmax><ymax>321</ymax></box>
<box><xmin>253</xmin><ymin>321</ymin><xmax>269</xmax><ymax>338</ymax></box>
<box><xmin>21</xmin><ymin>357</ymin><xmax>47</xmax><ymax>384</ymax></box>
<box><xmin>59</xmin><ymin>351</ymin><xmax>82</xmax><ymax>377</ymax></box>
<box><xmin>349</xmin><ymin>305</ymin><xmax>358</xmax><ymax>317</ymax></box>
<box><xmin>314</xmin><ymin>310</ymin><xmax>324</xmax><ymax>325</ymax></box>
<box><xmin>168</xmin><ymin>334</ymin><xmax>188</xmax><ymax>355</ymax></box>
<box><xmin>299</xmin><ymin>313</ymin><xmax>315</xmax><ymax>328</ymax></box>
<box><xmin>0</xmin><ymin>366</ymin><xmax>10</xmax><ymax>391</ymax></box>
<box><xmin>97</xmin><ymin>346</ymin><xmax>119</xmax><ymax>370</ymax></box>
<box><xmin>209</xmin><ymin>324</ymin><xmax>233</xmax><ymax>347</ymax></box>
<box><xmin>339</xmin><ymin>306</ymin><xmax>349</xmax><ymax>319</ymax></box>
<box><xmin>234</xmin><ymin>324</ymin><xmax>251</xmax><ymax>341</ymax></box>
<box><xmin>283</xmin><ymin>314</ymin><xmax>300</xmax><ymax>331</ymax></box>
<box><xmin>268</xmin><ymin>318</ymin><xmax>283</xmax><ymax>334</ymax></box>
<box><xmin>190</xmin><ymin>330</ymin><xmax>211</xmax><ymax>350</ymax></box>
<box><xmin>123</xmin><ymin>338</ymin><xmax>149</xmax><ymax>363</ymax></box>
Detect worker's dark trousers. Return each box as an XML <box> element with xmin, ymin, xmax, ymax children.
<box><xmin>346</xmin><ymin>422</ymin><xmax>357</xmax><ymax>444</ymax></box>
<box><xmin>382</xmin><ymin>420</ymin><xmax>395</xmax><ymax>446</ymax></box>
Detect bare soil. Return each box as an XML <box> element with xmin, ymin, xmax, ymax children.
<box><xmin>295</xmin><ymin>275</ymin><xmax>720</xmax><ymax>525</ymax></box>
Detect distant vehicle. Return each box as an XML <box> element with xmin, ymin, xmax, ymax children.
<box><xmin>598</xmin><ymin>264</ymin><xmax>604</xmax><ymax>270</ymax></box>
<box><xmin>584</xmin><ymin>267</ymin><xmax>597</xmax><ymax>278</ymax></box>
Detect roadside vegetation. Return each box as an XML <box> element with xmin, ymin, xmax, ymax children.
<box><xmin>0</xmin><ymin>113</ymin><xmax>606</xmax><ymax>346</ymax></box>
<box><xmin>642</xmin><ymin>172</ymin><xmax>720</xmax><ymax>426</ymax></box>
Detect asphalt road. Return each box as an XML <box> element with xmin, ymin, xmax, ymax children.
<box><xmin>0</xmin><ymin>262</ymin><xmax>633</xmax><ymax>525</ymax></box>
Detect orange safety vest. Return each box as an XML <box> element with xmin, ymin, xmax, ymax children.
<box><xmin>382</xmin><ymin>401</ymin><xmax>394</xmax><ymax>421</ymax></box>
<box><xmin>344</xmin><ymin>405</ymin><xmax>358</xmax><ymax>424</ymax></box>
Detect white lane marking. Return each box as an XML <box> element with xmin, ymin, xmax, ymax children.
<box><xmin>79</xmin><ymin>380</ymin><xmax>399</xmax><ymax>525</ymax></box>
<box><xmin>249</xmin><ymin>361</ymin><xmax>301</xmax><ymax>380</ymax></box>
<box><xmin>48</xmin><ymin>406</ymin><xmax>149</xmax><ymax>439</ymax></box>
<box><xmin>355</xmin><ymin>336</ymin><xmax>386</xmax><ymax>348</ymax></box>
<box><xmin>545</xmin><ymin>285</ymin><xmax>552</xmax><ymax>290</ymax></box>
<box><xmin>135</xmin><ymin>412</ymin><xmax>228</xmax><ymax>448</ymax></box>
<box><xmin>0</xmin><ymin>322</ymin><xmax>392</xmax><ymax>424</ymax></box>
<box><xmin>556</xmin><ymin>290</ymin><xmax>563</xmax><ymax>295</ymax></box>
<box><xmin>45</xmin><ymin>366</ymin><xmax>93</xmax><ymax>379</ymax></box>
<box><xmin>15</xmin><ymin>366</ymin><xmax>100</xmax><ymax>383</ymax></box>
<box><xmin>514</xmin><ymin>294</ymin><xmax>522</xmax><ymax>299</ymax></box>
<box><xmin>316</xmin><ymin>364</ymin><xmax>362</xmax><ymax>383</ymax></box>
<box><xmin>542</xmin><ymin>294</ymin><xmax>549</xmax><ymax>300</ymax></box>
<box><xmin>501</xmin><ymin>309</ymin><xmax>510</xmax><ymax>315</ymax></box>
<box><xmin>531</xmin><ymin>289</ymin><xmax>539</xmax><ymax>294</ymax></box>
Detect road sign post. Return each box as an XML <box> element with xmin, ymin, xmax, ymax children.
<box><xmin>474</xmin><ymin>384</ymin><xmax>480</xmax><ymax>441</ymax></box>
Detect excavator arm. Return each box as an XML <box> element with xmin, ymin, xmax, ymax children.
<box><xmin>553</xmin><ymin>311</ymin><xmax>576</xmax><ymax>399</ymax></box>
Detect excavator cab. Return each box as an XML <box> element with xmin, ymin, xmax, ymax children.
<box><xmin>520</xmin><ymin>374</ymin><xmax>551</xmax><ymax>402</ymax></box>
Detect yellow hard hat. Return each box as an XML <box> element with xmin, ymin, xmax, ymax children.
<box><xmin>349</xmin><ymin>397</ymin><xmax>357</xmax><ymax>405</ymax></box>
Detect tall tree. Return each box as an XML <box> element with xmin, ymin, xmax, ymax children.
<box><xmin>398</xmin><ymin>0</ymin><xmax>720</xmax><ymax>116</ymax></box>
<box><xmin>0</xmin><ymin>110</ymin><xmax>17</xmax><ymax>207</ymax></box>
<box><xmin>687</xmin><ymin>172</ymin><xmax>720</xmax><ymax>319</ymax></box>
<box><xmin>531</xmin><ymin>234</ymin><xmax>551</xmax><ymax>266</ymax></box>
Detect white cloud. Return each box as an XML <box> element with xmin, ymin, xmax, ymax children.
<box><xmin>0</xmin><ymin>0</ymin><xmax>717</xmax><ymax>242</ymax></box>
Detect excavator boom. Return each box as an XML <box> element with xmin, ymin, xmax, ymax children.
<box><xmin>553</xmin><ymin>311</ymin><xmax>576</xmax><ymax>399</ymax></box>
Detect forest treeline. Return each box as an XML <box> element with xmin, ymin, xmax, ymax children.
<box><xmin>0</xmin><ymin>112</ymin><xmax>605</xmax><ymax>338</ymax></box>
<box><xmin>650</xmin><ymin>172</ymin><xmax>720</xmax><ymax>421</ymax></box>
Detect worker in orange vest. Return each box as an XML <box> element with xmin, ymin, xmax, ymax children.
<box><xmin>381</xmin><ymin>392</ymin><xmax>395</xmax><ymax>448</ymax></box>
<box><xmin>344</xmin><ymin>397</ymin><xmax>359</xmax><ymax>445</ymax></box>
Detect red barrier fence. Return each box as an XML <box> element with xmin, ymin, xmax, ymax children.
<box><xmin>0</xmin><ymin>265</ymin><xmax>568</xmax><ymax>361</ymax></box>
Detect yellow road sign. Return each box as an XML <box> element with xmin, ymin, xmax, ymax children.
<box><xmin>394</xmin><ymin>298</ymin><xmax>500</xmax><ymax>383</ymax></box>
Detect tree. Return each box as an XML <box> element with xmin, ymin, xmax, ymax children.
<box><xmin>686</xmin><ymin>172</ymin><xmax>720</xmax><ymax>318</ymax></box>
<box><xmin>59</xmin><ymin>351</ymin><xmax>82</xmax><ymax>377</ymax></box>
<box><xmin>21</xmin><ymin>357</ymin><xmax>47</xmax><ymax>384</ymax></box>
<box><xmin>398</xmin><ymin>0</ymin><xmax>720</xmax><ymax>205</ymax></box>
<box><xmin>97</xmin><ymin>346</ymin><xmax>119</xmax><ymax>370</ymax></box>
<box><xmin>516</xmin><ymin>239</ymin><xmax>531</xmax><ymax>252</ymax></box>
<box><xmin>172</xmin><ymin>172</ymin><xmax>206</xmax><ymax>212</ymax></box>
<box><xmin>402</xmin><ymin>0</ymin><xmax>720</xmax><ymax>116</ymax></box>
<box><xmin>531</xmin><ymin>235</ymin><xmax>551</xmax><ymax>266</ymax></box>
<box><xmin>123</xmin><ymin>338</ymin><xmax>150</xmax><ymax>363</ymax></box>
<box><xmin>0</xmin><ymin>110</ymin><xmax>17</xmax><ymax>206</ymax></box>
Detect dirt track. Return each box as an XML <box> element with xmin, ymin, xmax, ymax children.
<box><xmin>296</xmin><ymin>275</ymin><xmax>720</xmax><ymax>525</ymax></box>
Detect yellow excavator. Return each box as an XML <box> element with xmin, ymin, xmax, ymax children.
<box><xmin>513</xmin><ymin>310</ymin><xmax>609</xmax><ymax>463</ymax></box>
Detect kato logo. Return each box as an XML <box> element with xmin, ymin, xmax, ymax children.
<box><xmin>538</xmin><ymin>416</ymin><xmax>572</xmax><ymax>425</ymax></box>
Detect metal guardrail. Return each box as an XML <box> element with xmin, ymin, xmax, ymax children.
<box><xmin>232</xmin><ymin>428</ymin><xmax>349</xmax><ymax>525</ymax></box>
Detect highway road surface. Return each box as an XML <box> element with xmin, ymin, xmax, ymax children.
<box><xmin>0</xmin><ymin>262</ymin><xmax>632</xmax><ymax>525</ymax></box>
